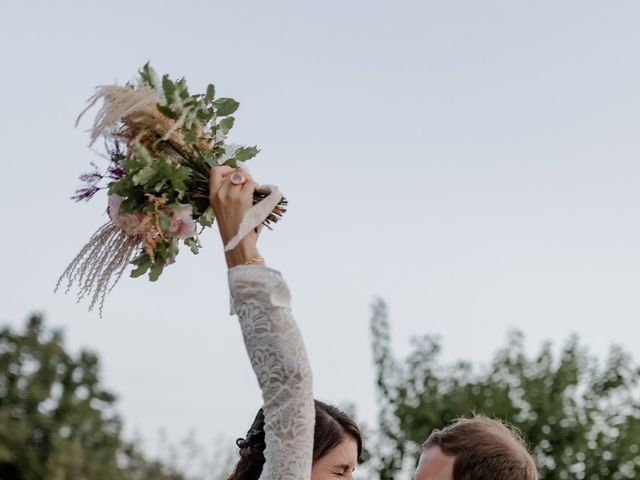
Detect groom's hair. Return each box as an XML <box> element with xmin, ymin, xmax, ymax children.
<box><xmin>422</xmin><ymin>415</ymin><xmax>538</xmax><ymax>480</ymax></box>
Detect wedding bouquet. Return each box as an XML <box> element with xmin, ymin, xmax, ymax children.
<box><xmin>57</xmin><ymin>63</ymin><xmax>285</xmax><ymax>314</ymax></box>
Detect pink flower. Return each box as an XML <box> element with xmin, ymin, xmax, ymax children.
<box><xmin>108</xmin><ymin>194</ymin><xmax>145</xmax><ymax>236</ymax></box>
<box><xmin>166</xmin><ymin>204</ymin><xmax>196</xmax><ymax>239</ymax></box>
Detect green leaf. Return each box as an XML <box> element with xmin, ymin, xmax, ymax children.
<box><xmin>212</xmin><ymin>146</ymin><xmax>225</xmax><ymax>158</ymax></box>
<box><xmin>153</xmin><ymin>179</ymin><xmax>167</xmax><ymax>192</ymax></box>
<box><xmin>169</xmin><ymin>237</ymin><xmax>180</xmax><ymax>257</ymax></box>
<box><xmin>233</xmin><ymin>146</ymin><xmax>260</xmax><ymax>162</ymax></box>
<box><xmin>176</xmin><ymin>78</ymin><xmax>190</xmax><ymax>99</ymax></box>
<box><xmin>222</xmin><ymin>157</ymin><xmax>238</xmax><ymax>168</ymax></box>
<box><xmin>219</xmin><ymin>116</ymin><xmax>235</xmax><ymax>135</ymax></box>
<box><xmin>148</xmin><ymin>261</ymin><xmax>164</xmax><ymax>282</ymax></box>
<box><xmin>139</xmin><ymin>62</ymin><xmax>157</xmax><ymax>88</ymax></box>
<box><xmin>131</xmin><ymin>263</ymin><xmax>150</xmax><ymax>278</ymax></box>
<box><xmin>132</xmin><ymin>165</ymin><xmax>156</xmax><ymax>186</ymax></box>
<box><xmin>157</xmin><ymin>104</ymin><xmax>179</xmax><ymax>120</ymax></box>
<box><xmin>162</xmin><ymin>74</ymin><xmax>176</xmax><ymax>104</ymax></box>
<box><xmin>204</xmin><ymin>156</ymin><xmax>218</xmax><ymax>168</ymax></box>
<box><xmin>171</xmin><ymin>166</ymin><xmax>191</xmax><ymax>192</ymax></box>
<box><xmin>198</xmin><ymin>207</ymin><xmax>215</xmax><ymax>227</ymax></box>
<box><xmin>184</xmin><ymin>237</ymin><xmax>200</xmax><ymax>254</ymax></box>
<box><xmin>213</xmin><ymin>97</ymin><xmax>239</xmax><ymax>116</ymax></box>
<box><xmin>154</xmin><ymin>156</ymin><xmax>191</xmax><ymax>194</ymax></box>
<box><xmin>130</xmin><ymin>254</ymin><xmax>152</xmax><ymax>278</ymax></box>
<box><xmin>119</xmin><ymin>195</ymin><xmax>142</xmax><ymax>214</ymax></box>
<box><xmin>196</xmin><ymin>108</ymin><xmax>211</xmax><ymax>122</ymax></box>
<box><xmin>132</xmin><ymin>143</ymin><xmax>154</xmax><ymax>164</ymax></box>
<box><xmin>204</xmin><ymin>84</ymin><xmax>215</xmax><ymax>103</ymax></box>
<box><xmin>121</xmin><ymin>157</ymin><xmax>146</xmax><ymax>173</ymax></box>
<box><xmin>108</xmin><ymin>176</ymin><xmax>134</xmax><ymax>196</ymax></box>
<box><xmin>158</xmin><ymin>211</ymin><xmax>171</xmax><ymax>233</ymax></box>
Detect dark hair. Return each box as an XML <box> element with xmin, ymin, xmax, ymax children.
<box><xmin>228</xmin><ymin>400</ymin><xmax>363</xmax><ymax>480</ymax></box>
<box><xmin>422</xmin><ymin>415</ymin><xmax>538</xmax><ymax>480</ymax></box>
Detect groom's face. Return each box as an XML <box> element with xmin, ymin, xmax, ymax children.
<box><xmin>414</xmin><ymin>446</ymin><xmax>455</xmax><ymax>480</ymax></box>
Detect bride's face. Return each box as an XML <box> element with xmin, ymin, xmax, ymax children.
<box><xmin>310</xmin><ymin>437</ymin><xmax>359</xmax><ymax>480</ymax></box>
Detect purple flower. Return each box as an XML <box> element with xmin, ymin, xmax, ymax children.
<box><xmin>72</xmin><ymin>186</ymin><xmax>101</xmax><ymax>202</ymax></box>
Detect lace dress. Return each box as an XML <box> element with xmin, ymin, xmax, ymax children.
<box><xmin>229</xmin><ymin>265</ymin><xmax>315</xmax><ymax>480</ymax></box>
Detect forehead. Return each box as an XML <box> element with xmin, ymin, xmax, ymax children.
<box><xmin>415</xmin><ymin>447</ymin><xmax>455</xmax><ymax>480</ymax></box>
<box><xmin>318</xmin><ymin>437</ymin><xmax>359</xmax><ymax>466</ymax></box>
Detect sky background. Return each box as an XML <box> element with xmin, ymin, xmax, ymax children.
<box><xmin>1</xmin><ymin>0</ymin><xmax>639</xmax><ymax>467</ymax></box>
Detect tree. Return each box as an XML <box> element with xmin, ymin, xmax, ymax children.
<box><xmin>370</xmin><ymin>299</ymin><xmax>640</xmax><ymax>480</ymax></box>
<box><xmin>0</xmin><ymin>314</ymin><xmax>186</xmax><ymax>480</ymax></box>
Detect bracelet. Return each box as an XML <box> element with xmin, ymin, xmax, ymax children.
<box><xmin>243</xmin><ymin>255</ymin><xmax>265</xmax><ymax>266</ymax></box>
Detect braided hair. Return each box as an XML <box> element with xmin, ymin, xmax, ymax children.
<box><xmin>227</xmin><ymin>400</ymin><xmax>363</xmax><ymax>480</ymax></box>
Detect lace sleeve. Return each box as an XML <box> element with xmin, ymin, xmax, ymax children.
<box><xmin>228</xmin><ymin>265</ymin><xmax>315</xmax><ymax>480</ymax></box>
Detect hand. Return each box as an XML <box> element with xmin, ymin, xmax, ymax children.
<box><xmin>209</xmin><ymin>166</ymin><xmax>263</xmax><ymax>268</ymax></box>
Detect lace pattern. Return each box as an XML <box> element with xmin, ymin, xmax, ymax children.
<box><xmin>229</xmin><ymin>265</ymin><xmax>315</xmax><ymax>480</ymax></box>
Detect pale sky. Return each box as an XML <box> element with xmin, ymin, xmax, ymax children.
<box><xmin>1</xmin><ymin>0</ymin><xmax>639</xmax><ymax>469</ymax></box>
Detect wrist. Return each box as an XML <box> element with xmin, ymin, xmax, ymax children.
<box><xmin>225</xmin><ymin>241</ymin><xmax>262</xmax><ymax>268</ymax></box>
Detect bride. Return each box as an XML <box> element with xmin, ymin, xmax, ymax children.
<box><xmin>209</xmin><ymin>166</ymin><xmax>363</xmax><ymax>480</ymax></box>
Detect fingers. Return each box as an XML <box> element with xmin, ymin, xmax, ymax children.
<box><xmin>208</xmin><ymin>166</ymin><xmax>261</xmax><ymax>253</ymax></box>
<box><xmin>219</xmin><ymin>168</ymin><xmax>254</xmax><ymax>200</ymax></box>
<box><xmin>209</xmin><ymin>166</ymin><xmax>234</xmax><ymax>200</ymax></box>
<box><xmin>240</xmin><ymin>169</ymin><xmax>257</xmax><ymax>193</ymax></box>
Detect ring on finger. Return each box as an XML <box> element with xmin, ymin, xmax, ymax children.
<box><xmin>230</xmin><ymin>172</ymin><xmax>246</xmax><ymax>185</ymax></box>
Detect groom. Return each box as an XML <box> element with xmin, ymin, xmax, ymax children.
<box><xmin>414</xmin><ymin>415</ymin><xmax>538</xmax><ymax>480</ymax></box>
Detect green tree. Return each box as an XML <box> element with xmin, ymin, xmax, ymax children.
<box><xmin>370</xmin><ymin>299</ymin><xmax>640</xmax><ymax>480</ymax></box>
<box><xmin>0</xmin><ymin>314</ymin><xmax>185</xmax><ymax>480</ymax></box>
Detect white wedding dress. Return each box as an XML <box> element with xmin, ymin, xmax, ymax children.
<box><xmin>229</xmin><ymin>265</ymin><xmax>315</xmax><ymax>480</ymax></box>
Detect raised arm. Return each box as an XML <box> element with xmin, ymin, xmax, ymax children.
<box><xmin>210</xmin><ymin>167</ymin><xmax>315</xmax><ymax>480</ymax></box>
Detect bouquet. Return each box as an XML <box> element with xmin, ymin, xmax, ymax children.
<box><xmin>57</xmin><ymin>63</ymin><xmax>286</xmax><ymax>315</ymax></box>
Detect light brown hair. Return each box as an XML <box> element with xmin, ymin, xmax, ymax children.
<box><xmin>422</xmin><ymin>415</ymin><xmax>538</xmax><ymax>480</ymax></box>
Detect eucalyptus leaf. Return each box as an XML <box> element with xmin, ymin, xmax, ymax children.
<box><xmin>162</xmin><ymin>74</ymin><xmax>176</xmax><ymax>104</ymax></box>
<box><xmin>205</xmin><ymin>84</ymin><xmax>215</xmax><ymax>103</ymax></box>
<box><xmin>223</xmin><ymin>158</ymin><xmax>238</xmax><ymax>168</ymax></box>
<box><xmin>130</xmin><ymin>254</ymin><xmax>152</xmax><ymax>278</ymax></box>
<box><xmin>176</xmin><ymin>78</ymin><xmax>190</xmax><ymax>99</ymax></box>
<box><xmin>233</xmin><ymin>146</ymin><xmax>260</xmax><ymax>162</ymax></box>
<box><xmin>213</xmin><ymin>97</ymin><xmax>239</xmax><ymax>116</ymax></box>
<box><xmin>148</xmin><ymin>262</ymin><xmax>164</xmax><ymax>282</ymax></box>
<box><xmin>139</xmin><ymin>62</ymin><xmax>157</xmax><ymax>88</ymax></box>
<box><xmin>220</xmin><ymin>116</ymin><xmax>235</xmax><ymax>135</ymax></box>
<box><xmin>130</xmin><ymin>262</ymin><xmax>150</xmax><ymax>278</ymax></box>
